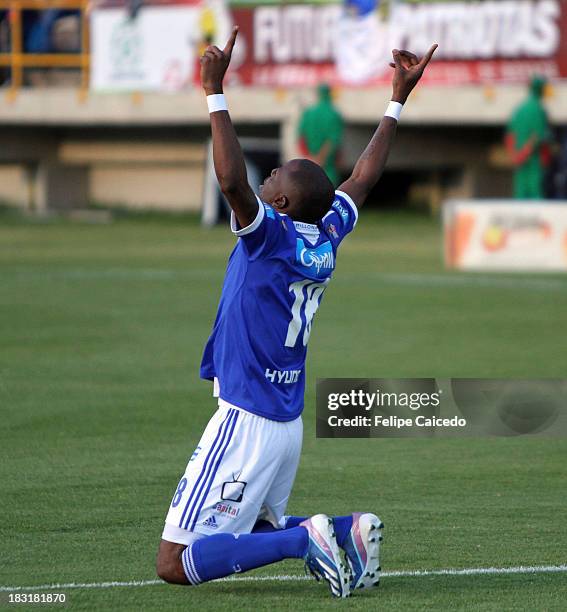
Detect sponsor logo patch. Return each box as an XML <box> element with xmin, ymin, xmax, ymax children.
<box><xmin>221</xmin><ymin>477</ymin><xmax>247</xmax><ymax>503</ymax></box>
<box><xmin>295</xmin><ymin>238</ymin><xmax>334</xmax><ymax>278</ymax></box>
<box><xmin>214</xmin><ymin>502</ymin><xmax>241</xmax><ymax>518</ymax></box>
<box><xmin>202</xmin><ymin>515</ymin><xmax>219</xmax><ymax>528</ymax></box>
<box><xmin>332</xmin><ymin>199</ymin><xmax>349</xmax><ymax>220</ymax></box>
<box><xmin>265</xmin><ymin>368</ymin><xmax>301</xmax><ymax>384</ymax></box>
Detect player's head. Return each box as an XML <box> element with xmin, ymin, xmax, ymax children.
<box><xmin>259</xmin><ymin>158</ymin><xmax>334</xmax><ymax>223</ymax></box>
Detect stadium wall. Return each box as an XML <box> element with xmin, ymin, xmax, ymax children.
<box><xmin>0</xmin><ymin>84</ymin><xmax>565</xmax><ymax>211</ymax></box>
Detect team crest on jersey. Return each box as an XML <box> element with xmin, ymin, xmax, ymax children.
<box><xmin>295</xmin><ymin>238</ymin><xmax>335</xmax><ymax>279</ymax></box>
<box><xmin>327</xmin><ymin>223</ymin><xmax>339</xmax><ymax>239</ymax></box>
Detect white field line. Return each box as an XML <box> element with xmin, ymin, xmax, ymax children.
<box><xmin>1</xmin><ymin>564</ymin><xmax>566</xmax><ymax>592</ymax></box>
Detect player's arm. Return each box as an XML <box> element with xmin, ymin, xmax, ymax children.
<box><xmin>200</xmin><ymin>28</ymin><xmax>258</xmax><ymax>229</ymax></box>
<box><xmin>338</xmin><ymin>44</ymin><xmax>438</xmax><ymax>208</ymax></box>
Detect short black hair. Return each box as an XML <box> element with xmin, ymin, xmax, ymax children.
<box><xmin>288</xmin><ymin>159</ymin><xmax>335</xmax><ymax>223</ymax></box>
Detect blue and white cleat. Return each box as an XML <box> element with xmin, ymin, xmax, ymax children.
<box><xmin>342</xmin><ymin>512</ymin><xmax>384</xmax><ymax>590</ymax></box>
<box><xmin>301</xmin><ymin>514</ymin><xmax>351</xmax><ymax>598</ymax></box>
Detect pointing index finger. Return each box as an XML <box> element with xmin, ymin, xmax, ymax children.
<box><xmin>223</xmin><ymin>26</ymin><xmax>239</xmax><ymax>57</ymax></box>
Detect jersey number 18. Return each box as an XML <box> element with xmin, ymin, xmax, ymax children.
<box><xmin>285</xmin><ymin>279</ymin><xmax>329</xmax><ymax>348</ymax></box>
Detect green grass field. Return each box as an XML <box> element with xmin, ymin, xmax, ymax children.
<box><xmin>1</xmin><ymin>210</ymin><xmax>566</xmax><ymax>610</ymax></box>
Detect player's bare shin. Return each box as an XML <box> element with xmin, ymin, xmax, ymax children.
<box><xmin>339</xmin><ymin>44</ymin><xmax>438</xmax><ymax>208</ymax></box>
<box><xmin>200</xmin><ymin>27</ymin><xmax>257</xmax><ymax>228</ymax></box>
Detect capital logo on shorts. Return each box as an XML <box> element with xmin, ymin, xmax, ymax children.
<box><xmin>214</xmin><ymin>501</ymin><xmax>240</xmax><ymax>518</ymax></box>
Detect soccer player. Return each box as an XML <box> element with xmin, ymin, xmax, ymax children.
<box><xmin>156</xmin><ymin>28</ymin><xmax>437</xmax><ymax>598</ymax></box>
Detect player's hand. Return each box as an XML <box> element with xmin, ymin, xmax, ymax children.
<box><xmin>389</xmin><ymin>44</ymin><xmax>438</xmax><ymax>105</ymax></box>
<box><xmin>200</xmin><ymin>27</ymin><xmax>238</xmax><ymax>95</ymax></box>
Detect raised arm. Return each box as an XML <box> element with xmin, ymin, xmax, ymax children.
<box><xmin>200</xmin><ymin>27</ymin><xmax>258</xmax><ymax>229</ymax></box>
<box><xmin>339</xmin><ymin>44</ymin><xmax>438</xmax><ymax>208</ymax></box>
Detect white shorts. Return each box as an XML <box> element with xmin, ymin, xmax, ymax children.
<box><xmin>162</xmin><ymin>402</ymin><xmax>303</xmax><ymax>545</ymax></box>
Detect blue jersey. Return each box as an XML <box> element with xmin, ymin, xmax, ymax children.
<box><xmin>200</xmin><ymin>190</ymin><xmax>358</xmax><ymax>421</ymax></box>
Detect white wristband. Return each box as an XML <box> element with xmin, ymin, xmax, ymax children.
<box><xmin>207</xmin><ymin>94</ymin><xmax>228</xmax><ymax>113</ymax></box>
<box><xmin>384</xmin><ymin>101</ymin><xmax>403</xmax><ymax>121</ymax></box>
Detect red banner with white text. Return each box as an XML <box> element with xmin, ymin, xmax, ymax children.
<box><xmin>229</xmin><ymin>0</ymin><xmax>567</xmax><ymax>87</ymax></box>
<box><xmin>91</xmin><ymin>0</ymin><xmax>567</xmax><ymax>91</ymax></box>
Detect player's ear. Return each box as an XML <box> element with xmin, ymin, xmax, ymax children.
<box><xmin>272</xmin><ymin>194</ymin><xmax>289</xmax><ymax>211</ymax></box>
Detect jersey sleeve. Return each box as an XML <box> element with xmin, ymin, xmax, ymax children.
<box><xmin>322</xmin><ymin>190</ymin><xmax>359</xmax><ymax>245</ymax></box>
<box><xmin>230</xmin><ymin>195</ymin><xmax>286</xmax><ymax>259</ymax></box>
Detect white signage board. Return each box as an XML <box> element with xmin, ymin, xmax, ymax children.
<box><xmin>91</xmin><ymin>7</ymin><xmax>200</xmax><ymax>92</ymax></box>
<box><xmin>444</xmin><ymin>200</ymin><xmax>567</xmax><ymax>272</ymax></box>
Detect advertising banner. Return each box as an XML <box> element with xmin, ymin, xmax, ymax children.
<box><xmin>444</xmin><ymin>200</ymin><xmax>567</xmax><ymax>271</ymax></box>
<box><xmin>91</xmin><ymin>0</ymin><xmax>567</xmax><ymax>90</ymax></box>
<box><xmin>91</xmin><ymin>6</ymin><xmax>197</xmax><ymax>91</ymax></box>
<box><xmin>232</xmin><ymin>0</ymin><xmax>567</xmax><ymax>86</ymax></box>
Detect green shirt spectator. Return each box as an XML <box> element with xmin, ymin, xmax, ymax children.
<box><xmin>505</xmin><ymin>76</ymin><xmax>552</xmax><ymax>199</ymax></box>
<box><xmin>298</xmin><ymin>84</ymin><xmax>344</xmax><ymax>186</ymax></box>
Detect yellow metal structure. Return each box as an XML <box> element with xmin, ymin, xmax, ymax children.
<box><xmin>0</xmin><ymin>0</ymin><xmax>89</xmax><ymax>98</ymax></box>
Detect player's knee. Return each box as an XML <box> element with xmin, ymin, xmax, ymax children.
<box><xmin>156</xmin><ymin>554</ymin><xmax>172</xmax><ymax>583</ymax></box>
<box><xmin>156</xmin><ymin>541</ymin><xmax>188</xmax><ymax>584</ymax></box>
<box><xmin>156</xmin><ymin>553</ymin><xmax>185</xmax><ymax>584</ymax></box>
